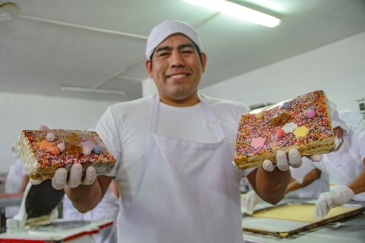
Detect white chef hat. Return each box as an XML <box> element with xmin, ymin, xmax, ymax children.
<box><xmin>145</xmin><ymin>20</ymin><xmax>204</xmax><ymax>60</ymax></box>
<box><xmin>331</xmin><ymin>110</ymin><xmax>350</xmax><ymax>134</ymax></box>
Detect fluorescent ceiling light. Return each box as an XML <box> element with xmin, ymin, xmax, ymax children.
<box><xmin>182</xmin><ymin>0</ymin><xmax>280</xmax><ymax>27</ymax></box>
<box><xmin>62</xmin><ymin>86</ymin><xmax>126</xmax><ymax>95</ymax></box>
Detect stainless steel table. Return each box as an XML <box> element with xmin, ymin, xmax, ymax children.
<box><xmin>242</xmin><ymin>198</ymin><xmax>365</xmax><ymax>243</ymax></box>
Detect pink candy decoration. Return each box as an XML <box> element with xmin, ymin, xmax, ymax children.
<box><xmin>251</xmin><ymin>137</ymin><xmax>266</xmax><ymax>149</ymax></box>
<box><xmin>306</xmin><ymin>109</ymin><xmax>316</xmax><ymax>118</ymax></box>
<box><xmin>275</xmin><ymin>128</ymin><xmax>285</xmax><ymax>139</ymax></box>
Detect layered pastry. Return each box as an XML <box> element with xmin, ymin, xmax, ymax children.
<box><xmin>16</xmin><ymin>129</ymin><xmax>116</xmax><ymax>180</ymax></box>
<box><xmin>234</xmin><ymin>90</ymin><xmax>335</xmax><ymax>170</ymax></box>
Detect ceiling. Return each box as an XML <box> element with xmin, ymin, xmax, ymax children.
<box><xmin>1</xmin><ymin>0</ymin><xmax>365</xmax><ymax>102</ymax></box>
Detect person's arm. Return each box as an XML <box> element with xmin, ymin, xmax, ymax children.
<box><xmin>65</xmin><ymin>175</ymin><xmax>112</xmax><ymax>213</ymax></box>
<box><xmin>346</xmin><ymin>158</ymin><xmax>365</xmax><ymax>195</ymax></box>
<box><xmin>247</xmin><ymin>166</ymin><xmax>291</xmax><ymax>205</ymax></box>
<box><xmin>246</xmin><ymin>149</ymin><xmax>305</xmax><ymax>204</ymax></box>
<box><xmin>285</xmin><ymin>168</ymin><xmax>322</xmax><ymax>194</ymax></box>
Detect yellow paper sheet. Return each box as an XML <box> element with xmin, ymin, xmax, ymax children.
<box><xmin>250</xmin><ymin>204</ymin><xmax>354</xmax><ymax>223</ymax></box>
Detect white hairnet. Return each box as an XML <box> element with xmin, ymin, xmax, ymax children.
<box><xmin>145</xmin><ymin>20</ymin><xmax>204</xmax><ymax>60</ymax></box>
<box><xmin>331</xmin><ymin>110</ymin><xmax>350</xmax><ymax>134</ymax></box>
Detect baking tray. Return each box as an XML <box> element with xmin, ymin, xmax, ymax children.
<box><xmin>242</xmin><ymin>202</ymin><xmax>365</xmax><ymax>238</ymax></box>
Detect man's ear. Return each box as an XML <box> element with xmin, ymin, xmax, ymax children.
<box><xmin>200</xmin><ymin>52</ymin><xmax>207</xmax><ymax>73</ymax></box>
<box><xmin>145</xmin><ymin>60</ymin><xmax>153</xmax><ymax>78</ymax></box>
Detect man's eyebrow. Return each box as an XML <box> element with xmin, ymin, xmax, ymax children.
<box><xmin>155</xmin><ymin>43</ymin><xmax>195</xmax><ymax>53</ymax></box>
<box><xmin>178</xmin><ymin>43</ymin><xmax>195</xmax><ymax>50</ymax></box>
<box><xmin>155</xmin><ymin>46</ymin><xmax>171</xmax><ymax>53</ymax></box>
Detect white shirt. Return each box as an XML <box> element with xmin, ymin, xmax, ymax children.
<box><xmin>95</xmin><ymin>94</ymin><xmax>253</xmax><ymax>215</ymax></box>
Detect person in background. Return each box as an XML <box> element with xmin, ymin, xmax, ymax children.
<box><xmin>62</xmin><ymin>180</ymin><xmax>119</xmax><ymax>243</ymax></box>
<box><xmin>242</xmin><ymin>160</ymin><xmax>330</xmax><ymax>214</ymax></box>
<box><xmin>243</xmin><ymin>110</ymin><xmax>365</xmax><ymax>219</ymax></box>
<box><xmin>32</xmin><ymin>20</ymin><xmax>309</xmax><ymax>243</ymax></box>
<box><xmin>311</xmin><ymin>110</ymin><xmax>365</xmax><ymax>219</ymax></box>
<box><xmin>4</xmin><ymin>145</ymin><xmax>29</xmax><ymax>218</ymax></box>
<box><xmin>285</xmin><ymin>160</ymin><xmax>329</xmax><ymax>198</ymax></box>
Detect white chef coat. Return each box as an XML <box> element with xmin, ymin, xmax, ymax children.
<box><xmin>311</xmin><ymin>125</ymin><xmax>365</xmax><ymax>201</ymax></box>
<box><xmin>287</xmin><ymin>157</ymin><xmax>330</xmax><ymax>198</ymax></box>
<box><xmin>5</xmin><ymin>157</ymin><xmax>28</xmax><ymax>218</ymax></box>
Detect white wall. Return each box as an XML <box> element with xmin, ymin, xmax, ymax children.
<box><xmin>0</xmin><ymin>92</ymin><xmax>116</xmax><ymax>173</ymax></box>
<box><xmin>200</xmin><ymin>31</ymin><xmax>365</xmax><ymax>119</ymax></box>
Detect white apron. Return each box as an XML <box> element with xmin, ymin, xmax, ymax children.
<box><xmin>118</xmin><ymin>95</ymin><xmax>244</xmax><ymax>243</ymax></box>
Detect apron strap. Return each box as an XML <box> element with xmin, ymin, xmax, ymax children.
<box><xmin>150</xmin><ymin>94</ymin><xmax>226</xmax><ymax>142</ymax></box>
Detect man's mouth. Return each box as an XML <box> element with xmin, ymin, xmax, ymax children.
<box><xmin>168</xmin><ymin>74</ymin><xmax>187</xmax><ymax>79</ymax></box>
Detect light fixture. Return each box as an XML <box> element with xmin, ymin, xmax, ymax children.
<box><xmin>0</xmin><ymin>2</ymin><xmax>20</xmax><ymax>23</ymax></box>
<box><xmin>62</xmin><ymin>86</ymin><xmax>126</xmax><ymax>95</ymax></box>
<box><xmin>182</xmin><ymin>0</ymin><xmax>280</xmax><ymax>27</ymax></box>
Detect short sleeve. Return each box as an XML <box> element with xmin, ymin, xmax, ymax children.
<box><xmin>95</xmin><ymin>107</ymin><xmax>122</xmax><ymax>177</ymax></box>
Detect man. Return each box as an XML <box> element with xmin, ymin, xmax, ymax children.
<box><xmin>33</xmin><ymin>20</ymin><xmax>305</xmax><ymax>242</ymax></box>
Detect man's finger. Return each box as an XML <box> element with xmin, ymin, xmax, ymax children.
<box><xmin>262</xmin><ymin>160</ymin><xmax>275</xmax><ymax>172</ymax></box>
<box><xmin>309</xmin><ymin>154</ymin><xmax>322</xmax><ymax>162</ymax></box>
<box><xmin>38</xmin><ymin>125</ymin><xmax>50</xmax><ymax>131</ymax></box>
<box><xmin>52</xmin><ymin>168</ymin><xmax>68</xmax><ymax>190</ymax></box>
<box><xmin>68</xmin><ymin>164</ymin><xmax>83</xmax><ymax>188</ymax></box>
<box><xmin>276</xmin><ymin>151</ymin><xmax>289</xmax><ymax>171</ymax></box>
<box><xmin>82</xmin><ymin>166</ymin><xmax>96</xmax><ymax>185</ymax></box>
<box><xmin>288</xmin><ymin>148</ymin><xmax>302</xmax><ymax>168</ymax></box>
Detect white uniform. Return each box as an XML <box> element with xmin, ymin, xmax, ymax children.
<box><xmin>286</xmin><ymin>158</ymin><xmax>330</xmax><ymax>198</ymax></box>
<box><xmin>95</xmin><ymin>94</ymin><xmax>253</xmax><ymax>243</ymax></box>
<box><xmin>5</xmin><ymin>157</ymin><xmax>28</xmax><ymax>218</ymax></box>
<box><xmin>62</xmin><ymin>186</ymin><xmax>119</xmax><ymax>243</ymax></box>
<box><xmin>311</xmin><ymin>125</ymin><xmax>365</xmax><ymax>201</ymax></box>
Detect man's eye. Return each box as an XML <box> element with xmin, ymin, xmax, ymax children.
<box><xmin>182</xmin><ymin>50</ymin><xmax>193</xmax><ymax>53</ymax></box>
<box><xmin>158</xmin><ymin>52</ymin><xmax>169</xmax><ymax>56</ymax></box>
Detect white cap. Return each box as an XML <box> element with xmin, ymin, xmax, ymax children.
<box><xmin>145</xmin><ymin>20</ymin><xmax>204</xmax><ymax>60</ymax></box>
<box><xmin>331</xmin><ymin>110</ymin><xmax>350</xmax><ymax>134</ymax></box>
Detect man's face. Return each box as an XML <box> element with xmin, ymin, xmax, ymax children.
<box><xmin>145</xmin><ymin>34</ymin><xmax>206</xmax><ymax>104</ymax></box>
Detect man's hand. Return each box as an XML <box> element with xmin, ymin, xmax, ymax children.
<box><xmin>30</xmin><ymin>164</ymin><xmax>97</xmax><ymax>190</ymax></box>
<box><xmin>314</xmin><ymin>186</ymin><xmax>355</xmax><ymax>219</ymax></box>
<box><xmin>262</xmin><ymin>148</ymin><xmax>302</xmax><ymax>172</ymax></box>
<box><xmin>242</xmin><ymin>190</ymin><xmax>261</xmax><ymax>215</ymax></box>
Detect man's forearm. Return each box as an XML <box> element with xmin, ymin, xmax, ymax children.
<box><xmin>251</xmin><ymin>167</ymin><xmax>291</xmax><ymax>204</ymax></box>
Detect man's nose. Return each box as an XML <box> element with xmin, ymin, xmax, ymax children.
<box><xmin>170</xmin><ymin>51</ymin><xmax>184</xmax><ymax>67</ymax></box>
